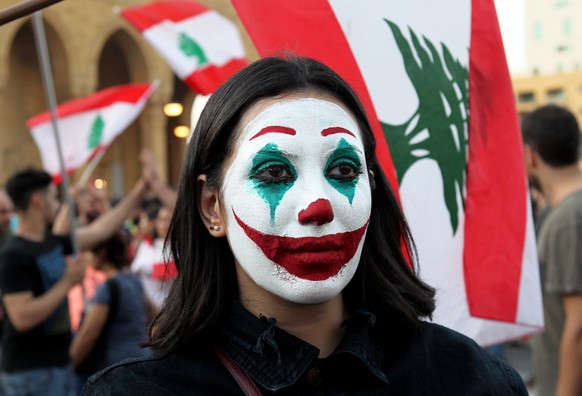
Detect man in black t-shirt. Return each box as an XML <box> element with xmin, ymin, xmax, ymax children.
<box><xmin>0</xmin><ymin>187</ymin><xmax>14</xmax><ymax>352</ymax></box>
<box><xmin>0</xmin><ymin>188</ymin><xmax>13</xmax><ymax>249</ymax></box>
<box><xmin>0</xmin><ymin>168</ymin><xmax>148</xmax><ymax>395</ymax></box>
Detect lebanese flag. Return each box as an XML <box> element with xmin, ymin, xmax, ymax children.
<box><xmin>233</xmin><ymin>0</ymin><xmax>543</xmax><ymax>345</ymax></box>
<box><xmin>27</xmin><ymin>82</ymin><xmax>157</xmax><ymax>180</ymax></box>
<box><xmin>121</xmin><ymin>1</ymin><xmax>248</xmax><ymax>95</ymax></box>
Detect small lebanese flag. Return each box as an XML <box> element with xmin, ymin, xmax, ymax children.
<box><xmin>27</xmin><ymin>82</ymin><xmax>157</xmax><ymax>179</ymax></box>
<box><xmin>233</xmin><ymin>0</ymin><xmax>543</xmax><ymax>345</ymax></box>
<box><xmin>121</xmin><ymin>1</ymin><xmax>248</xmax><ymax>95</ymax></box>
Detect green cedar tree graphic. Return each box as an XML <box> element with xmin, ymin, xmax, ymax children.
<box><xmin>87</xmin><ymin>114</ymin><xmax>104</xmax><ymax>150</ymax></box>
<box><xmin>381</xmin><ymin>19</ymin><xmax>469</xmax><ymax>234</ymax></box>
<box><xmin>178</xmin><ymin>32</ymin><xmax>208</xmax><ymax>66</ymax></box>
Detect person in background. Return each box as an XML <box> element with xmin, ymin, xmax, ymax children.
<box><xmin>0</xmin><ymin>168</ymin><xmax>148</xmax><ymax>396</ymax></box>
<box><xmin>127</xmin><ymin>197</ymin><xmax>159</xmax><ymax>261</ymax></box>
<box><xmin>0</xmin><ymin>187</ymin><xmax>14</xmax><ymax>396</ymax></box>
<box><xmin>129</xmin><ymin>150</ymin><xmax>178</xmax><ymax>314</ymax></box>
<box><xmin>131</xmin><ymin>201</ymin><xmax>176</xmax><ymax>314</ymax></box>
<box><xmin>140</xmin><ymin>149</ymin><xmax>176</xmax><ymax>211</ymax></box>
<box><xmin>75</xmin><ymin>187</ymin><xmax>110</xmax><ymax>226</ymax></box>
<box><xmin>0</xmin><ymin>188</ymin><xmax>13</xmax><ymax>248</ymax></box>
<box><xmin>54</xmin><ymin>186</ymin><xmax>110</xmax><ymax>333</ymax></box>
<box><xmin>529</xmin><ymin>177</ymin><xmax>551</xmax><ymax>236</ymax></box>
<box><xmin>523</xmin><ymin>105</ymin><xmax>582</xmax><ymax>396</ymax></box>
<box><xmin>70</xmin><ymin>232</ymin><xmax>149</xmax><ymax>392</ymax></box>
<box><xmin>84</xmin><ymin>56</ymin><xmax>526</xmax><ymax>395</ymax></box>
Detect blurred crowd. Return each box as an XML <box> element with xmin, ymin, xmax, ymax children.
<box><xmin>0</xmin><ymin>148</ymin><xmax>177</xmax><ymax>395</ymax></box>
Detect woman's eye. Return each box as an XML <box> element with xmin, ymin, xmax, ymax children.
<box><xmin>327</xmin><ymin>163</ymin><xmax>359</xmax><ymax>180</ymax></box>
<box><xmin>254</xmin><ymin>165</ymin><xmax>294</xmax><ymax>183</ymax></box>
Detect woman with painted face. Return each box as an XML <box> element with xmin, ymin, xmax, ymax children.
<box><xmin>82</xmin><ymin>57</ymin><xmax>526</xmax><ymax>395</ymax></box>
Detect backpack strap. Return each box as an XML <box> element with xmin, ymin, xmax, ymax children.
<box><xmin>105</xmin><ymin>277</ymin><xmax>120</xmax><ymax>320</ymax></box>
<box><xmin>214</xmin><ymin>347</ymin><xmax>262</xmax><ymax>396</ymax></box>
<box><xmin>96</xmin><ymin>277</ymin><xmax>120</xmax><ymax>344</ymax></box>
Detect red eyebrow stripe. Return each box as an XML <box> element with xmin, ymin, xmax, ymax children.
<box><xmin>321</xmin><ymin>127</ymin><xmax>356</xmax><ymax>137</ymax></box>
<box><xmin>250</xmin><ymin>125</ymin><xmax>296</xmax><ymax>140</ymax></box>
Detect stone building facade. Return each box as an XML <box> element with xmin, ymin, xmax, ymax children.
<box><xmin>525</xmin><ymin>0</ymin><xmax>582</xmax><ymax>76</ymax></box>
<box><xmin>0</xmin><ymin>0</ymin><xmax>257</xmax><ymax>195</ymax></box>
<box><xmin>513</xmin><ymin>71</ymin><xmax>582</xmax><ymax>122</ymax></box>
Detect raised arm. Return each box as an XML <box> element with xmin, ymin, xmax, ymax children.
<box><xmin>52</xmin><ymin>186</ymin><xmax>80</xmax><ymax>235</ymax></box>
<box><xmin>140</xmin><ymin>148</ymin><xmax>176</xmax><ymax>210</ymax></box>
<box><xmin>556</xmin><ymin>294</ymin><xmax>582</xmax><ymax>396</ymax></box>
<box><xmin>70</xmin><ymin>303</ymin><xmax>109</xmax><ymax>368</ymax></box>
<box><xmin>76</xmin><ymin>179</ymin><xmax>148</xmax><ymax>250</ymax></box>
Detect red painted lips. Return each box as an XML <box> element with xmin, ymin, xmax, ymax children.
<box><xmin>233</xmin><ymin>211</ymin><xmax>368</xmax><ymax>281</ymax></box>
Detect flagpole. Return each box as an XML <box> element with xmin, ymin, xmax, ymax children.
<box><xmin>76</xmin><ymin>149</ymin><xmax>107</xmax><ymax>189</ymax></box>
<box><xmin>0</xmin><ymin>0</ymin><xmax>65</xmax><ymax>26</ymax></box>
<box><xmin>32</xmin><ymin>12</ymin><xmax>83</xmax><ymax>266</ymax></box>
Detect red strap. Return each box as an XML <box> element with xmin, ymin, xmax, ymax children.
<box><xmin>214</xmin><ymin>347</ymin><xmax>262</xmax><ymax>396</ymax></box>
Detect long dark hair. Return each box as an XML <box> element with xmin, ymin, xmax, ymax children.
<box><xmin>149</xmin><ymin>56</ymin><xmax>435</xmax><ymax>353</ymax></box>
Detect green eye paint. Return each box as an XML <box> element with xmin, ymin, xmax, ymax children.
<box><xmin>324</xmin><ymin>139</ymin><xmax>362</xmax><ymax>204</ymax></box>
<box><xmin>250</xmin><ymin>143</ymin><xmax>296</xmax><ymax>224</ymax></box>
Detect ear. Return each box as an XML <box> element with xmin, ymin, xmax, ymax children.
<box><xmin>197</xmin><ymin>175</ymin><xmax>226</xmax><ymax>237</ymax></box>
<box><xmin>523</xmin><ymin>144</ymin><xmax>537</xmax><ymax>169</ymax></box>
<box><xmin>29</xmin><ymin>191</ymin><xmax>44</xmax><ymax>210</ymax></box>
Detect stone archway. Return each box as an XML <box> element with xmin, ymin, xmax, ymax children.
<box><xmin>0</xmin><ymin>19</ymin><xmax>70</xmax><ymax>183</ymax></box>
<box><xmin>166</xmin><ymin>76</ymin><xmax>192</xmax><ymax>187</ymax></box>
<box><xmin>87</xmin><ymin>29</ymin><xmax>148</xmax><ymax>198</ymax></box>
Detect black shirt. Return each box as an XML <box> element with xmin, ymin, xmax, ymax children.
<box><xmin>0</xmin><ymin>233</ymin><xmax>73</xmax><ymax>372</ymax></box>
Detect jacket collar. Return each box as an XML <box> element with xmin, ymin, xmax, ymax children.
<box><xmin>217</xmin><ymin>304</ymin><xmax>388</xmax><ymax>392</ymax></box>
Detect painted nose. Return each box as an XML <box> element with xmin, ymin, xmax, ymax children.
<box><xmin>298</xmin><ymin>198</ymin><xmax>334</xmax><ymax>226</ymax></box>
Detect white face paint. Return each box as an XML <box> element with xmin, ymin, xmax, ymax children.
<box><xmin>222</xmin><ymin>97</ymin><xmax>372</xmax><ymax>304</ymax></box>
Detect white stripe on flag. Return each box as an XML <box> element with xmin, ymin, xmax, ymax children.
<box><xmin>516</xmin><ymin>189</ymin><xmax>544</xmax><ymax>327</ymax></box>
<box><xmin>143</xmin><ymin>11</ymin><xmax>246</xmax><ymax>78</ymax></box>
<box><xmin>329</xmin><ymin>0</ymin><xmax>471</xmax><ymax>124</ymax></box>
<box><xmin>31</xmin><ymin>102</ymin><xmax>144</xmax><ymax>176</ymax></box>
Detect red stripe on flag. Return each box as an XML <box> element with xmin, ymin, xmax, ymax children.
<box><xmin>121</xmin><ymin>1</ymin><xmax>209</xmax><ymax>32</ymax></box>
<box><xmin>27</xmin><ymin>83</ymin><xmax>153</xmax><ymax>128</ymax></box>
<box><xmin>183</xmin><ymin>58</ymin><xmax>249</xmax><ymax>95</ymax></box>
<box><xmin>51</xmin><ymin>169</ymin><xmax>74</xmax><ymax>186</ymax></box>
<box><xmin>464</xmin><ymin>0</ymin><xmax>526</xmax><ymax>322</ymax></box>
<box><xmin>232</xmin><ymin>0</ymin><xmax>400</xmax><ymax>196</ymax></box>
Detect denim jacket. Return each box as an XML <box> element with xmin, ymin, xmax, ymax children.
<box><xmin>83</xmin><ymin>304</ymin><xmax>526</xmax><ymax>395</ymax></box>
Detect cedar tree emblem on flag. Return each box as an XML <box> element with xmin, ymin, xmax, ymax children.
<box><xmin>178</xmin><ymin>32</ymin><xmax>208</xmax><ymax>66</ymax></box>
<box><xmin>382</xmin><ymin>20</ymin><xmax>468</xmax><ymax>234</ymax></box>
<box><xmin>87</xmin><ymin>115</ymin><xmax>105</xmax><ymax>151</ymax></box>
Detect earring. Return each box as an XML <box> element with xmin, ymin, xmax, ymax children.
<box><xmin>369</xmin><ymin>169</ymin><xmax>376</xmax><ymax>191</ymax></box>
<box><xmin>209</xmin><ymin>225</ymin><xmax>221</xmax><ymax>232</ymax></box>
